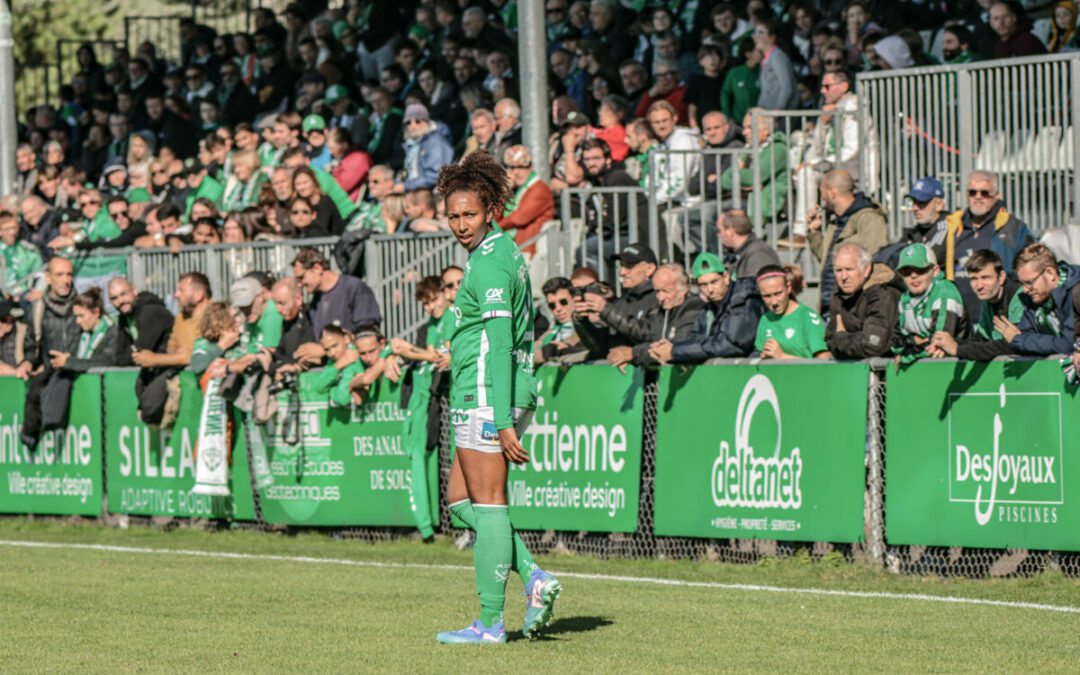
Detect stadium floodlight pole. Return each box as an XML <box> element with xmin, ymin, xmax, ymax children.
<box><xmin>517</xmin><ymin>0</ymin><xmax>550</xmax><ymax>180</ymax></box>
<box><xmin>0</xmin><ymin>0</ymin><xmax>15</xmax><ymax>195</ymax></box>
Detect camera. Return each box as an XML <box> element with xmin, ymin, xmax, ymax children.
<box><xmin>268</xmin><ymin>370</ymin><xmax>298</xmax><ymax>394</ymax></box>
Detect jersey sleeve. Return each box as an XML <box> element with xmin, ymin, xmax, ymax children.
<box><xmin>753</xmin><ymin>317</ymin><xmax>768</xmax><ymax>352</ymax></box>
<box><xmin>804</xmin><ymin>309</ymin><xmax>829</xmax><ymax>355</ymax></box>
<box><xmin>473</xmin><ymin>257</ymin><xmax>515</xmax><ymax>321</ymax></box>
<box><xmin>257</xmin><ymin>300</ymin><xmax>284</xmax><ymax>350</ymax></box>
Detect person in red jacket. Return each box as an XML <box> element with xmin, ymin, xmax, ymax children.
<box><xmin>327</xmin><ymin>127</ymin><xmax>372</xmax><ymax>202</ymax></box>
<box><xmin>496</xmin><ymin>145</ymin><xmax>554</xmax><ymax>257</ymax></box>
<box><xmin>634</xmin><ymin>60</ymin><xmax>689</xmax><ymax>126</ymax></box>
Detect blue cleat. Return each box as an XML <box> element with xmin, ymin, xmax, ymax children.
<box><xmin>522</xmin><ymin>569</ymin><xmax>561</xmax><ymax>639</ymax></box>
<box><xmin>436</xmin><ymin>619</ymin><xmax>507</xmax><ymax>644</ymax></box>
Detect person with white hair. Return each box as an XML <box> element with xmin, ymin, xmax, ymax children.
<box><xmin>492</xmin><ymin>98</ymin><xmax>523</xmax><ymax>164</ymax></box>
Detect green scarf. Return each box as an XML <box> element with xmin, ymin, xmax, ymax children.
<box><xmin>503</xmin><ymin>171</ymin><xmax>538</xmax><ymax>217</ymax></box>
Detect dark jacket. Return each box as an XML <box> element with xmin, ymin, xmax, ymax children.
<box><xmin>220</xmin><ymin>85</ymin><xmax>258</xmax><ymax>126</ymax></box>
<box><xmin>63</xmin><ymin>321</ymin><xmax>120</xmax><ymax>372</ymax></box>
<box><xmin>271</xmin><ymin>311</ymin><xmax>316</xmax><ymax>373</ymax></box>
<box><xmin>598</xmin><ymin>280</ymin><xmax>661</xmax><ymax>345</ymax></box>
<box><xmin>826</xmin><ymin>263</ymin><xmax>906</xmax><ymax>360</ymax></box>
<box><xmin>945</xmin><ymin>201</ymin><xmax>1034</xmax><ymax>323</ymax></box>
<box><xmin>811</xmin><ymin>192</ymin><xmax>890</xmax><ymax>312</ymax></box>
<box><xmin>632</xmin><ymin>295</ymin><xmax>705</xmax><ymax>364</ymax></box>
<box><xmin>670</xmin><ymin>277</ymin><xmax>766</xmax><ymax>362</ymax></box>
<box><xmin>115</xmin><ymin>291</ymin><xmax>175</xmax><ymax>365</ymax></box>
<box><xmin>955</xmin><ymin>274</ymin><xmax>1022</xmax><ymax>361</ymax></box>
<box><xmin>687</xmin><ymin>126</ymin><xmax>744</xmax><ymax>200</ymax></box>
<box><xmin>28</xmin><ymin>288</ymin><xmax>80</xmax><ymax>368</ymax></box>
<box><xmin>24</xmin><ymin>209</ymin><xmax>64</xmax><ymax>260</ymax></box>
<box><xmin>585</xmin><ymin>168</ymin><xmax>649</xmax><ymax>243</ymax></box>
<box><xmin>730</xmin><ymin>233</ymin><xmax>781</xmax><ymax>281</ymax></box>
<box><xmin>1011</xmin><ymin>263</ymin><xmax>1080</xmax><ymax>356</ymax></box>
<box><xmin>144</xmin><ymin>110</ymin><xmax>196</xmax><ymax>158</ymax></box>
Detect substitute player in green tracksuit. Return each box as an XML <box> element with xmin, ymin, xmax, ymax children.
<box><xmin>893</xmin><ymin>243</ymin><xmax>970</xmax><ymax>364</ymax></box>
<box><xmin>388</xmin><ymin>276</ymin><xmax>455</xmax><ymax>541</ymax></box>
<box><xmin>434</xmin><ymin>151</ymin><xmax>560</xmax><ymax>645</ymax></box>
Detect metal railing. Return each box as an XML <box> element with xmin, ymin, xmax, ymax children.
<box><xmin>858</xmin><ymin>52</ymin><xmax>1080</xmax><ymax>237</ymax></box>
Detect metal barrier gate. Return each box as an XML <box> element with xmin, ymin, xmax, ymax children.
<box><xmin>858</xmin><ymin>52</ymin><xmax>1080</xmax><ymax>237</ymax></box>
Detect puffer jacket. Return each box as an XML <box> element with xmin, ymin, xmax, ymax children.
<box><xmin>576</xmin><ymin>280</ymin><xmax>660</xmax><ymax>358</ymax></box>
<box><xmin>28</xmin><ymin>287</ymin><xmax>80</xmax><ymax>368</ymax></box>
<box><xmin>826</xmin><ymin>262</ymin><xmax>906</xmax><ymax>360</ymax></box>
<box><xmin>670</xmin><ymin>277</ymin><xmax>766</xmax><ymax>362</ymax></box>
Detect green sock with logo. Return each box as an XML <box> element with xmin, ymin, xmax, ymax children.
<box><xmin>472</xmin><ymin>504</ymin><xmax>512</xmax><ymax>629</ymax></box>
<box><xmin>450</xmin><ymin>499</ymin><xmax>538</xmax><ymax>585</ymax></box>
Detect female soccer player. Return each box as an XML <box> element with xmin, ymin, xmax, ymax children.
<box><xmin>435</xmin><ymin>151</ymin><xmax>561</xmax><ymax>645</ymax></box>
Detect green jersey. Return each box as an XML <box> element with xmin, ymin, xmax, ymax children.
<box><xmin>350</xmin><ymin>200</ymin><xmax>385</xmax><ymax>232</ymax></box>
<box><xmin>754</xmin><ymin>303</ymin><xmax>827</xmax><ymax>358</ymax></box>
<box><xmin>312</xmin><ymin>346</ymin><xmax>368</xmax><ymax>408</ymax></box>
<box><xmin>450</xmin><ymin>226</ymin><xmax>537</xmax><ymax>427</ymax></box>
<box><xmin>241</xmin><ymin>299</ymin><xmax>283</xmax><ymax>353</ymax></box>
<box><xmin>894</xmin><ymin>274</ymin><xmax>968</xmax><ymax>363</ymax></box>
<box><xmin>189</xmin><ymin>337</ymin><xmax>244</xmax><ymax>376</ymax></box>
<box><xmin>1</xmin><ymin>240</ymin><xmax>44</xmax><ymax>297</ymax></box>
<box><xmin>975</xmin><ymin>287</ymin><xmax>1024</xmax><ymax>341</ymax></box>
<box><xmin>314</xmin><ymin>166</ymin><xmax>357</xmax><ymax>219</ymax></box>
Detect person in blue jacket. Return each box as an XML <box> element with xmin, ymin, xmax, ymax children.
<box><xmin>399</xmin><ymin>104</ymin><xmax>454</xmax><ymax>192</ymax></box>
<box><xmin>649</xmin><ymin>252</ymin><xmax>766</xmax><ymax>364</ymax></box>
<box><xmin>1005</xmin><ymin>242</ymin><xmax>1080</xmax><ymax>356</ymax></box>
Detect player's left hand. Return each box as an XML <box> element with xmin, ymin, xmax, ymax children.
<box><xmin>499</xmin><ymin>427</ymin><xmax>529</xmax><ymax>464</ymax></box>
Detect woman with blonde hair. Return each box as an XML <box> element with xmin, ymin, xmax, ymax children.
<box><xmin>380</xmin><ymin>193</ymin><xmax>407</xmax><ymax>233</ymax></box>
<box><xmin>221</xmin><ymin>150</ymin><xmax>267</xmax><ymax>211</ymax></box>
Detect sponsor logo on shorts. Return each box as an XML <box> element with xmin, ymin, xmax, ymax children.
<box><xmin>481</xmin><ymin>422</ymin><xmax>499</xmax><ymax>443</ymax></box>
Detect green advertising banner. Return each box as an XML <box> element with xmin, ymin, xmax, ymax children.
<box><xmin>0</xmin><ymin>374</ymin><xmax>103</xmax><ymax>516</ymax></box>
<box><xmin>886</xmin><ymin>360</ymin><xmax>1080</xmax><ymax>550</ymax></box>
<box><xmin>508</xmin><ymin>365</ymin><xmax>644</xmax><ymax>533</ymax></box>
<box><xmin>104</xmin><ymin>370</ymin><xmax>255</xmax><ymax>520</ymax></box>
<box><xmin>254</xmin><ymin>371</ymin><xmax>438</xmax><ymax>527</ymax></box>
<box><xmin>653</xmin><ymin>364</ymin><xmax>868</xmax><ymax>542</ymax></box>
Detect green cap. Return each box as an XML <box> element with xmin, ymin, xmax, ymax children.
<box><xmin>692</xmin><ymin>252</ymin><xmax>725</xmax><ymax>279</ymax></box>
<box><xmin>897</xmin><ymin>243</ymin><xmax>936</xmax><ymax>272</ymax></box>
<box><xmin>127</xmin><ymin>187</ymin><xmax>152</xmax><ymax>203</ymax></box>
<box><xmin>302</xmin><ymin>114</ymin><xmax>326</xmax><ymax>132</ymax></box>
<box><xmin>409</xmin><ymin>24</ymin><xmax>430</xmax><ymax>40</ymax></box>
<box><xmin>325</xmin><ymin>84</ymin><xmax>349</xmax><ymax>105</ymax></box>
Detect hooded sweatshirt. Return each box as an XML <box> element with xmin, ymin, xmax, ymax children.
<box><xmin>811</xmin><ymin>192</ymin><xmax>890</xmax><ymax>312</ymax></box>
<box><xmin>1011</xmin><ymin>263</ymin><xmax>1080</xmax><ymax>356</ymax></box>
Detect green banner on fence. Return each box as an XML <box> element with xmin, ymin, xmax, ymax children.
<box><xmin>886</xmin><ymin>360</ymin><xmax>1080</xmax><ymax>550</ymax></box>
<box><xmin>254</xmin><ymin>371</ymin><xmax>438</xmax><ymax>527</ymax></box>
<box><xmin>508</xmin><ymin>365</ymin><xmax>644</xmax><ymax>533</ymax></box>
<box><xmin>103</xmin><ymin>370</ymin><xmax>255</xmax><ymax>520</ymax></box>
<box><xmin>0</xmin><ymin>374</ymin><xmax>103</xmax><ymax>516</ymax></box>
<box><xmin>653</xmin><ymin>364</ymin><xmax>868</xmax><ymax>542</ymax></box>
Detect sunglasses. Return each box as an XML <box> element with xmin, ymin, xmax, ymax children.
<box><xmin>80</xmin><ymin>200</ymin><xmax>102</xmax><ymax>207</ymax></box>
<box><xmin>899</xmin><ymin>266</ymin><xmax>933</xmax><ymax>277</ymax></box>
<box><xmin>546</xmin><ymin>7</ymin><xmax>566</xmax><ymax>14</ymax></box>
<box><xmin>291</xmin><ymin>208</ymin><xmax>312</xmax><ymax>215</ymax></box>
<box><xmin>109</xmin><ymin>210</ymin><xmax>128</xmax><ymax>217</ymax></box>
<box><xmin>824</xmin><ymin>58</ymin><xmax>844</xmax><ymax>66</ymax></box>
<box><xmin>548</xmin><ymin>298</ymin><xmax>570</xmax><ymax>310</ymax></box>
<box><xmin>968</xmin><ymin>189</ymin><xmax>994</xmax><ymax>198</ymax></box>
<box><xmin>656</xmin><ymin>71</ymin><xmax>677</xmax><ymax>78</ymax></box>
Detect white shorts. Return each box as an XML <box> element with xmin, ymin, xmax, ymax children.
<box><xmin>451</xmin><ymin>406</ymin><xmax>534</xmax><ymax>453</ymax></box>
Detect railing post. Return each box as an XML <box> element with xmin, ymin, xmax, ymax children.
<box><xmin>647</xmin><ymin>147</ymin><xmax>659</xmax><ymax>254</ymax></box>
<box><xmin>957</xmin><ymin>68</ymin><xmax>974</xmax><ymax>192</ymax></box>
<box><xmin>867</xmin><ymin>365</ymin><xmax>887</xmax><ymax>569</ymax></box>
<box><xmin>1072</xmin><ymin>60</ymin><xmax>1080</xmax><ymax>222</ymax></box>
<box><xmin>750</xmin><ymin>109</ymin><xmax>763</xmax><ymax>238</ymax></box>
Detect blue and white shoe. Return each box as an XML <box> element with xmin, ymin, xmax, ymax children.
<box><xmin>436</xmin><ymin>619</ymin><xmax>506</xmax><ymax>644</ymax></box>
<box><xmin>523</xmin><ymin>569</ymin><xmax>561</xmax><ymax>639</ymax></box>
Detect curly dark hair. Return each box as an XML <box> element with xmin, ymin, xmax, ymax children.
<box><xmin>436</xmin><ymin>150</ymin><xmax>512</xmax><ymax>215</ymax></box>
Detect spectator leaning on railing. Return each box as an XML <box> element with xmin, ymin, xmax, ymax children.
<box><xmin>579</xmin><ymin>242</ymin><xmax>661</xmax><ymax>356</ymax></box>
<box><xmin>891</xmin><ymin>243</ymin><xmax>970</xmax><ymax>365</ymax></box>
<box><xmin>1004</xmin><ymin>242</ymin><xmax>1080</xmax><ymax>357</ymax></box>
<box><xmin>930</xmin><ymin>249</ymin><xmax>1023</xmax><ymax>360</ymax></box>
<box><xmin>608</xmin><ymin>262</ymin><xmax>704</xmax><ymax>368</ymax></box>
<box><xmin>651</xmin><ymin>251</ymin><xmax>765</xmax><ymax>364</ymax></box>
<box><xmin>826</xmin><ymin>242</ymin><xmax>905</xmax><ymax>360</ymax></box>
<box><xmin>754</xmin><ymin>264</ymin><xmax>829</xmax><ymax>360</ymax></box>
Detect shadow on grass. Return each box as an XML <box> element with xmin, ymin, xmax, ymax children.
<box><xmin>511</xmin><ymin>616</ymin><xmax>614</xmax><ymax>641</ymax></box>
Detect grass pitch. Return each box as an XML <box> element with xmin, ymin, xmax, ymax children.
<box><xmin>1</xmin><ymin>520</ymin><xmax>1079</xmax><ymax>672</ymax></box>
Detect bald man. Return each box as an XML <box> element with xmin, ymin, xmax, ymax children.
<box><xmin>107</xmin><ymin>276</ymin><xmax>174</xmax><ymax>366</ymax></box>
<box><xmin>269</xmin><ymin>276</ymin><xmax>316</xmax><ymax>376</ymax></box>
<box><xmin>807</xmin><ymin>169</ymin><xmax>889</xmax><ymax>312</ymax></box>
<box><xmin>21</xmin><ymin>257</ymin><xmax>81</xmax><ymax>449</ymax></box>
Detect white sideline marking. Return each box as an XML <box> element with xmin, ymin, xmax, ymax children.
<box><xmin>3</xmin><ymin>539</ymin><xmax>1079</xmax><ymax>615</ymax></box>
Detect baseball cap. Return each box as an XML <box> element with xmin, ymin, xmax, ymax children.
<box><xmin>102</xmin><ymin>158</ymin><xmax>127</xmax><ymax>176</ymax></box>
<box><xmin>183</xmin><ymin>158</ymin><xmax>206</xmax><ymax>177</ymax></box>
<box><xmin>127</xmin><ymin>187</ymin><xmax>152</xmax><ymax>203</ymax></box>
<box><xmin>302</xmin><ymin>114</ymin><xmax>326</xmax><ymax>133</ymax></box>
<box><xmin>325</xmin><ymin>84</ymin><xmax>349</xmax><ymax>105</ymax></box>
<box><xmin>403</xmin><ymin>104</ymin><xmax>431</xmax><ymax>123</ymax></box>
<box><xmin>692</xmin><ymin>252</ymin><xmax>725</xmax><ymax>279</ymax></box>
<box><xmin>0</xmin><ymin>298</ymin><xmax>22</xmax><ymax>321</ymax></box>
<box><xmin>561</xmin><ymin>111</ymin><xmax>588</xmax><ymax>130</ymax></box>
<box><xmin>229</xmin><ymin>277</ymin><xmax>263</xmax><ymax>308</ymax></box>
<box><xmin>616</xmin><ymin>242</ymin><xmax>657</xmax><ymax>266</ymax></box>
<box><xmin>906</xmin><ymin>177</ymin><xmax>944</xmax><ymax>202</ymax></box>
<box><xmin>897</xmin><ymin>243</ymin><xmax>936</xmax><ymax>272</ymax></box>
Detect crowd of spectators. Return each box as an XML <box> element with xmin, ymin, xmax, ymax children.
<box><xmin>3</xmin><ymin>0</ymin><xmax>1080</xmax><ymax>440</ymax></box>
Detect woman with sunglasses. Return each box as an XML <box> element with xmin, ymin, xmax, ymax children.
<box><xmin>434</xmin><ymin>151</ymin><xmax>560</xmax><ymax>645</ymax></box>
<box><xmin>287</xmin><ymin>195</ymin><xmax>330</xmax><ymax>239</ymax></box>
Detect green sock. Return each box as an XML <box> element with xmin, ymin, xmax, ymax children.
<box><xmin>450</xmin><ymin>499</ymin><xmax>538</xmax><ymax>585</ymax></box>
<box><xmin>472</xmin><ymin>504</ymin><xmax>512</xmax><ymax>629</ymax></box>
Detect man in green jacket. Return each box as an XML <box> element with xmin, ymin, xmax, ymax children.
<box><xmin>184</xmin><ymin>160</ymin><xmax>224</xmax><ymax>219</ymax></box>
<box><xmin>719</xmin><ymin>111</ymin><xmax>787</xmax><ymax>221</ymax></box>
<box><xmin>0</xmin><ymin>213</ymin><xmax>43</xmax><ymax>302</ymax></box>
